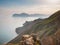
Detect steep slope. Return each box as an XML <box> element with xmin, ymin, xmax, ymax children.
<box><xmin>6</xmin><ymin>10</ymin><xmax>60</xmax><ymax>45</ymax></box>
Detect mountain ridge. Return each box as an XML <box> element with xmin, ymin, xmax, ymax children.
<box><xmin>6</xmin><ymin>10</ymin><xmax>60</xmax><ymax>45</ymax></box>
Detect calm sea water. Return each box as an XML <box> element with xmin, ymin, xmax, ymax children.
<box><xmin>0</xmin><ymin>15</ymin><xmax>49</xmax><ymax>45</ymax></box>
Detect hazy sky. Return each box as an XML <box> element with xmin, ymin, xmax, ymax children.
<box><xmin>0</xmin><ymin>0</ymin><xmax>60</xmax><ymax>15</ymax></box>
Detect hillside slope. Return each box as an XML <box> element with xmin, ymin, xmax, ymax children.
<box><xmin>6</xmin><ymin>10</ymin><xmax>60</xmax><ymax>45</ymax></box>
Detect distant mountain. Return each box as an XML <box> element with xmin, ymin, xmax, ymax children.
<box><xmin>6</xmin><ymin>10</ymin><xmax>60</xmax><ymax>45</ymax></box>
<box><xmin>13</xmin><ymin>13</ymin><xmax>48</xmax><ymax>18</ymax></box>
<box><xmin>13</xmin><ymin>13</ymin><xmax>29</xmax><ymax>17</ymax></box>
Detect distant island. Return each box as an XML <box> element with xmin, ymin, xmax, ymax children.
<box><xmin>13</xmin><ymin>13</ymin><xmax>49</xmax><ymax>18</ymax></box>
<box><xmin>13</xmin><ymin>13</ymin><xmax>29</xmax><ymax>17</ymax></box>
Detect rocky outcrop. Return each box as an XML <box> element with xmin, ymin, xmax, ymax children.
<box><xmin>16</xmin><ymin>18</ymin><xmax>43</xmax><ymax>34</ymax></box>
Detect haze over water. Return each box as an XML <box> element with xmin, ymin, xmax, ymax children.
<box><xmin>0</xmin><ymin>14</ymin><xmax>49</xmax><ymax>44</ymax></box>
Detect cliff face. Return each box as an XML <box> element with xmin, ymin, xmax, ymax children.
<box><xmin>6</xmin><ymin>10</ymin><xmax>60</xmax><ymax>45</ymax></box>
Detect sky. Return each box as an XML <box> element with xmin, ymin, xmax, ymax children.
<box><xmin>0</xmin><ymin>0</ymin><xmax>60</xmax><ymax>15</ymax></box>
